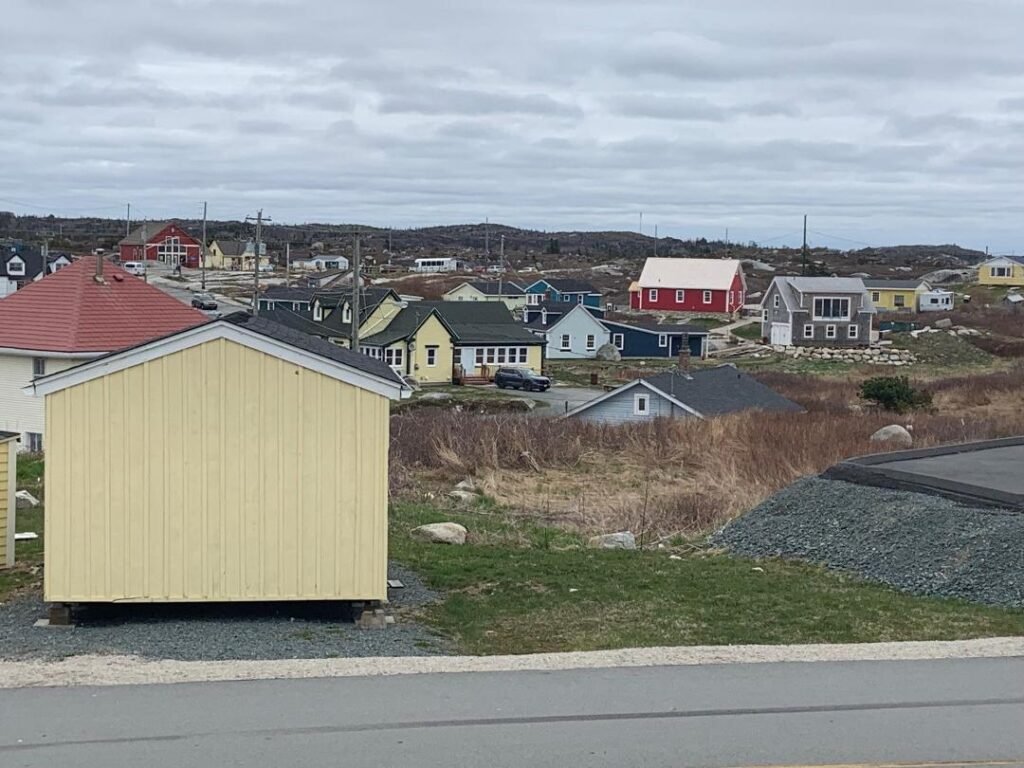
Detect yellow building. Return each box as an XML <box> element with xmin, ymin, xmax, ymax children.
<box><xmin>442</xmin><ymin>281</ymin><xmax>528</xmax><ymax>312</ymax></box>
<box><xmin>0</xmin><ymin>432</ymin><xmax>17</xmax><ymax>569</ymax></box>
<box><xmin>28</xmin><ymin>314</ymin><xmax>406</xmax><ymax>606</ymax></box>
<box><xmin>863</xmin><ymin>279</ymin><xmax>927</xmax><ymax>312</ymax></box>
<box><xmin>207</xmin><ymin>239</ymin><xmax>271</xmax><ymax>272</ymax></box>
<box><xmin>977</xmin><ymin>256</ymin><xmax>1024</xmax><ymax>287</ymax></box>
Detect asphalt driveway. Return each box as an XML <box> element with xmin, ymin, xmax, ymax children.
<box><xmin>493</xmin><ymin>384</ymin><xmax>601</xmax><ymax>415</ymax></box>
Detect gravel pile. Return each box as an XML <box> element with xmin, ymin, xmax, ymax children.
<box><xmin>0</xmin><ymin>563</ymin><xmax>452</xmax><ymax>661</ymax></box>
<box><xmin>713</xmin><ymin>477</ymin><xmax>1024</xmax><ymax>607</ymax></box>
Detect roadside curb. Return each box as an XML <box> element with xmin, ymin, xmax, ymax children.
<box><xmin>2</xmin><ymin>637</ymin><xmax>1023</xmax><ymax>689</ymax></box>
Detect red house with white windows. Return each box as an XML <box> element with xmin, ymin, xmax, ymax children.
<box><xmin>629</xmin><ymin>258</ymin><xmax>746</xmax><ymax>315</ymax></box>
<box><xmin>118</xmin><ymin>221</ymin><xmax>204</xmax><ymax>269</ymax></box>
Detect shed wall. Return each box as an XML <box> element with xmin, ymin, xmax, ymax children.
<box><xmin>44</xmin><ymin>337</ymin><xmax>390</xmax><ymax>603</ymax></box>
<box><xmin>0</xmin><ymin>440</ymin><xmax>13</xmax><ymax>568</ymax></box>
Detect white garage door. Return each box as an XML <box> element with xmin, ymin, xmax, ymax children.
<box><xmin>769</xmin><ymin>323</ymin><xmax>792</xmax><ymax>345</ymax></box>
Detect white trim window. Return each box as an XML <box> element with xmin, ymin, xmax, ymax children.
<box><xmin>27</xmin><ymin>432</ymin><xmax>42</xmax><ymax>453</ymax></box>
<box><xmin>825</xmin><ymin>324</ymin><xmax>837</xmax><ymax>340</ymax></box>
<box><xmin>362</xmin><ymin>347</ymin><xmax>383</xmax><ymax>359</ymax></box>
<box><xmin>658</xmin><ymin>334</ymin><xmax>668</xmax><ymax>348</ymax></box>
<box><xmin>991</xmin><ymin>266</ymin><xmax>1011</xmax><ymax>278</ymax></box>
<box><xmin>848</xmin><ymin>324</ymin><xmax>859</xmax><ymax>339</ymax></box>
<box><xmin>762</xmin><ymin>309</ymin><xmax>769</xmax><ymax>322</ymax></box>
<box><xmin>633</xmin><ymin>393</ymin><xmax>650</xmax><ymax>416</ymax></box>
<box><xmin>384</xmin><ymin>347</ymin><xmax>404</xmax><ymax>370</ymax></box>
<box><xmin>871</xmin><ymin>291</ymin><xmax>881</xmax><ymax>303</ymax></box>
<box><xmin>813</xmin><ymin>297</ymin><xmax>851</xmax><ymax>320</ymax></box>
<box><xmin>585</xmin><ymin>334</ymin><xmax>596</xmax><ymax>351</ymax></box>
<box><xmin>342</xmin><ymin>306</ymin><xmax>352</xmax><ymax>323</ymax></box>
<box><xmin>6</xmin><ymin>257</ymin><xmax>25</xmax><ymax>276</ymax></box>
<box><xmin>773</xmin><ymin>294</ymin><xmax>780</xmax><ymax>308</ymax></box>
<box><xmin>528</xmin><ymin>293</ymin><xmax>542</xmax><ymax>305</ymax></box>
<box><xmin>32</xmin><ymin>357</ymin><xmax>45</xmax><ymax>377</ymax></box>
<box><xmin>560</xmin><ymin>334</ymin><xmax>571</xmax><ymax>350</ymax></box>
<box><xmin>675</xmin><ymin>289</ymin><xmax>685</xmax><ymax>303</ymax></box>
<box><xmin>613</xmin><ymin>333</ymin><xmax>624</xmax><ymax>350</ymax></box>
<box><xmin>478</xmin><ymin>346</ymin><xmax>530</xmax><ymax>364</ymax></box>
<box><xmin>648</xmin><ymin>289</ymin><xmax>658</xmax><ymax>302</ymax></box>
<box><xmin>803</xmin><ymin>324</ymin><xmax>814</xmax><ymax>339</ymax></box>
<box><xmin>702</xmin><ymin>290</ymin><xmax>713</xmax><ymax>304</ymax></box>
<box><xmin>426</xmin><ymin>346</ymin><xmax>438</xmax><ymax>367</ymax></box>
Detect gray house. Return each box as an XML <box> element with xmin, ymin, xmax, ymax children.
<box><xmin>527</xmin><ymin>304</ymin><xmax>610</xmax><ymax>359</ymax></box>
<box><xmin>564</xmin><ymin>366</ymin><xmax>802</xmax><ymax>425</ymax></box>
<box><xmin>761</xmin><ymin>277</ymin><xmax>874</xmax><ymax>347</ymax></box>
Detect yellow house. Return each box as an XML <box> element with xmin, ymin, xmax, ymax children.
<box><xmin>207</xmin><ymin>239</ymin><xmax>270</xmax><ymax>272</ymax></box>
<box><xmin>0</xmin><ymin>432</ymin><xmax>16</xmax><ymax>569</ymax></box>
<box><xmin>863</xmin><ymin>279</ymin><xmax>927</xmax><ymax>312</ymax></box>
<box><xmin>977</xmin><ymin>256</ymin><xmax>1024</xmax><ymax>287</ymax></box>
<box><xmin>27</xmin><ymin>314</ymin><xmax>406</xmax><ymax>608</ymax></box>
<box><xmin>442</xmin><ymin>281</ymin><xmax>528</xmax><ymax>312</ymax></box>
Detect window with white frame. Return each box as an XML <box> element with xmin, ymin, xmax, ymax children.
<box><xmin>576</xmin><ymin>294</ymin><xmax>584</xmax><ymax>304</ymax></box>
<box><xmin>7</xmin><ymin>257</ymin><xmax>24</xmax><ymax>276</ymax></box>
<box><xmin>893</xmin><ymin>294</ymin><xmax>906</xmax><ymax>308</ymax></box>
<box><xmin>343</xmin><ymin>306</ymin><xmax>352</xmax><ymax>323</ymax></box>
<box><xmin>613</xmin><ymin>333</ymin><xmax>624</xmax><ymax>350</ymax></box>
<box><xmin>658</xmin><ymin>334</ymin><xmax>668</xmax><ymax>348</ymax></box>
<box><xmin>27</xmin><ymin>432</ymin><xmax>42</xmax><ymax>452</ymax></box>
<box><xmin>871</xmin><ymin>291</ymin><xmax>881</xmax><ymax>302</ymax></box>
<box><xmin>362</xmin><ymin>347</ymin><xmax>382</xmax><ymax>359</ymax></box>
<box><xmin>702</xmin><ymin>290</ymin><xmax>712</xmax><ymax>304</ymax></box>
<box><xmin>848</xmin><ymin>324</ymin><xmax>859</xmax><ymax>339</ymax></box>
<box><xmin>528</xmin><ymin>293</ymin><xmax>541</xmax><ymax>305</ymax></box>
<box><xmin>560</xmin><ymin>334</ymin><xmax>571</xmax><ymax>350</ymax></box>
<box><xmin>825</xmin><ymin>324</ymin><xmax>837</xmax><ymax>340</ymax></box>
<box><xmin>634</xmin><ymin>393</ymin><xmax>650</xmax><ymax>416</ymax></box>
<box><xmin>762</xmin><ymin>309</ymin><xmax>769</xmax><ymax>322</ymax></box>
<box><xmin>384</xmin><ymin>347</ymin><xmax>404</xmax><ymax>369</ymax></box>
<box><xmin>773</xmin><ymin>294</ymin><xmax>780</xmax><ymax>308</ymax></box>
<box><xmin>157</xmin><ymin>236</ymin><xmax>187</xmax><ymax>264</ymax></box>
<box><xmin>675</xmin><ymin>289</ymin><xmax>685</xmax><ymax>303</ymax></box>
<box><xmin>426</xmin><ymin>346</ymin><xmax>438</xmax><ymax>367</ymax></box>
<box><xmin>32</xmin><ymin>358</ymin><xmax>45</xmax><ymax>377</ymax></box>
<box><xmin>648</xmin><ymin>289</ymin><xmax>658</xmax><ymax>302</ymax></box>
<box><xmin>586</xmin><ymin>334</ymin><xmax>596</xmax><ymax>351</ymax></box>
<box><xmin>477</xmin><ymin>347</ymin><xmax>529</xmax><ymax>365</ymax></box>
<box><xmin>991</xmin><ymin>266</ymin><xmax>1011</xmax><ymax>278</ymax></box>
<box><xmin>813</xmin><ymin>297</ymin><xmax>851</xmax><ymax>320</ymax></box>
<box><xmin>803</xmin><ymin>324</ymin><xmax>814</xmax><ymax>339</ymax></box>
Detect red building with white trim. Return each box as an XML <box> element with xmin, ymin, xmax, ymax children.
<box><xmin>118</xmin><ymin>221</ymin><xmax>203</xmax><ymax>269</ymax></box>
<box><xmin>629</xmin><ymin>258</ymin><xmax>746</xmax><ymax>315</ymax></box>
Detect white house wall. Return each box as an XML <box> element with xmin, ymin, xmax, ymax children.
<box><xmin>545</xmin><ymin>308</ymin><xmax>611</xmax><ymax>359</ymax></box>
<box><xmin>0</xmin><ymin>354</ymin><xmax>84</xmax><ymax>447</ymax></box>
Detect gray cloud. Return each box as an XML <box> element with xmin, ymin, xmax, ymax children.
<box><xmin>1</xmin><ymin>0</ymin><xmax>1023</xmax><ymax>249</ymax></box>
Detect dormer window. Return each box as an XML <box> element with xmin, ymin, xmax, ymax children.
<box><xmin>7</xmin><ymin>257</ymin><xmax>24</xmax><ymax>276</ymax></box>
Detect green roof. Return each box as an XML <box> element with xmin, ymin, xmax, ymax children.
<box><xmin>362</xmin><ymin>301</ymin><xmax>543</xmax><ymax>347</ymax></box>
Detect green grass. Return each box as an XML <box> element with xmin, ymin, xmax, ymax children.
<box><xmin>1</xmin><ymin>455</ymin><xmax>46</xmax><ymax>601</ymax></box>
<box><xmin>889</xmin><ymin>331</ymin><xmax>996</xmax><ymax>370</ymax></box>
<box><xmin>686</xmin><ymin>316</ymin><xmax>729</xmax><ymax>329</ymax></box>
<box><xmin>16</xmin><ymin>454</ymin><xmax>44</xmax><ymax>496</ymax></box>
<box><xmin>732</xmin><ymin>323</ymin><xmax>763</xmax><ymax>341</ymax></box>
<box><xmin>391</xmin><ymin>501</ymin><xmax>1024</xmax><ymax>654</ymax></box>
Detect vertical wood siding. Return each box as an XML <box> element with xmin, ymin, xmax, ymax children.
<box><xmin>44</xmin><ymin>338</ymin><xmax>389</xmax><ymax>602</ymax></box>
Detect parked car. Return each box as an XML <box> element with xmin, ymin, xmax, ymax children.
<box><xmin>191</xmin><ymin>292</ymin><xmax>218</xmax><ymax>310</ymax></box>
<box><xmin>494</xmin><ymin>367</ymin><xmax>551</xmax><ymax>392</ymax></box>
<box><xmin>123</xmin><ymin>261</ymin><xmax>146</xmax><ymax>276</ymax></box>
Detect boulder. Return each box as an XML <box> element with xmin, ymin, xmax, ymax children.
<box><xmin>447</xmin><ymin>489</ymin><xmax>478</xmax><ymax>503</ymax></box>
<box><xmin>587</xmin><ymin>532</ymin><xmax>637</xmax><ymax>550</ymax></box>
<box><xmin>595</xmin><ymin>343</ymin><xmax>621</xmax><ymax>362</ymax></box>
<box><xmin>419</xmin><ymin>392</ymin><xmax>452</xmax><ymax>401</ymax></box>
<box><xmin>870</xmin><ymin>424</ymin><xmax>913</xmax><ymax>449</ymax></box>
<box><xmin>454</xmin><ymin>478</ymin><xmax>478</xmax><ymax>492</ymax></box>
<box><xmin>15</xmin><ymin>490</ymin><xmax>40</xmax><ymax>509</ymax></box>
<box><xmin>934</xmin><ymin>318</ymin><xmax>953</xmax><ymax>329</ymax></box>
<box><xmin>411</xmin><ymin>522</ymin><xmax>467</xmax><ymax>545</ymax></box>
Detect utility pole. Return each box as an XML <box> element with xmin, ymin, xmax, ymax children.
<box><xmin>654</xmin><ymin>224</ymin><xmax>658</xmax><ymax>257</ymax></box>
<box><xmin>802</xmin><ymin>214</ymin><xmax>808</xmax><ymax>276</ymax></box>
<box><xmin>351</xmin><ymin>232</ymin><xmax>361</xmax><ymax>352</ymax></box>
<box><xmin>485</xmin><ymin>217</ymin><xmax>490</xmax><ymax>258</ymax></box>
<box><xmin>245</xmin><ymin>209</ymin><xmax>269</xmax><ymax>315</ymax></box>
<box><xmin>639</xmin><ymin>211</ymin><xmax>643</xmax><ymax>235</ymax></box>
<box><xmin>125</xmin><ymin>203</ymin><xmax>131</xmax><ymax>240</ymax></box>
<box><xmin>200</xmin><ymin>201</ymin><xmax>208</xmax><ymax>291</ymax></box>
<box><xmin>285</xmin><ymin>242</ymin><xmax>291</xmax><ymax>284</ymax></box>
<box><xmin>725</xmin><ymin>227</ymin><xmax>730</xmax><ymax>257</ymax></box>
<box><xmin>140</xmin><ymin>222</ymin><xmax>148</xmax><ymax>282</ymax></box>
<box><xmin>498</xmin><ymin>234</ymin><xmax>505</xmax><ymax>296</ymax></box>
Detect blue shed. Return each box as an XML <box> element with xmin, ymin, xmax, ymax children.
<box><xmin>600</xmin><ymin>320</ymin><xmax>709</xmax><ymax>358</ymax></box>
<box><xmin>524</xmin><ymin>278</ymin><xmax>602</xmax><ymax>308</ymax></box>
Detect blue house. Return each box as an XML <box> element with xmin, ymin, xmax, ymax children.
<box><xmin>600</xmin><ymin>319</ymin><xmax>709</xmax><ymax>358</ymax></box>
<box><xmin>523</xmin><ymin>301</ymin><xmax>604</xmax><ymax>328</ymax></box>
<box><xmin>523</xmin><ymin>278</ymin><xmax>602</xmax><ymax>308</ymax></box>
<box><xmin>256</xmin><ymin>285</ymin><xmax>316</xmax><ymax>313</ymax></box>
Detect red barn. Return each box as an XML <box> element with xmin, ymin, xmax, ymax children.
<box><xmin>118</xmin><ymin>221</ymin><xmax>203</xmax><ymax>269</ymax></box>
<box><xmin>629</xmin><ymin>258</ymin><xmax>746</xmax><ymax>315</ymax></box>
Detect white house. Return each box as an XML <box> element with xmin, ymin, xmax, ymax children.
<box><xmin>413</xmin><ymin>257</ymin><xmax>458</xmax><ymax>273</ymax></box>
<box><xmin>295</xmin><ymin>255</ymin><xmax>350</xmax><ymax>272</ymax></box>
<box><xmin>0</xmin><ymin>248</ymin><xmax>71</xmax><ymax>298</ymax></box>
<box><xmin>526</xmin><ymin>304</ymin><xmax>610</xmax><ymax>359</ymax></box>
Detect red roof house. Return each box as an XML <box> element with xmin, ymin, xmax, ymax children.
<box><xmin>0</xmin><ymin>255</ymin><xmax>208</xmax><ymax>448</ymax></box>
<box><xmin>629</xmin><ymin>258</ymin><xmax>747</xmax><ymax>315</ymax></box>
<box><xmin>118</xmin><ymin>221</ymin><xmax>204</xmax><ymax>269</ymax></box>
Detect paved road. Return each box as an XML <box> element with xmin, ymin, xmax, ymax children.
<box><xmin>2</xmin><ymin>659</ymin><xmax>1023</xmax><ymax>767</ymax></box>
<box><xmin>495</xmin><ymin>384</ymin><xmax>601</xmax><ymax>414</ymax></box>
<box><xmin>881</xmin><ymin>444</ymin><xmax>1024</xmax><ymax>496</ymax></box>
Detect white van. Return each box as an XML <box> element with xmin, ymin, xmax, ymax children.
<box><xmin>123</xmin><ymin>261</ymin><xmax>146</xmax><ymax>276</ymax></box>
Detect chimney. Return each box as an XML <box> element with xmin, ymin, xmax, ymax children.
<box><xmin>94</xmin><ymin>252</ymin><xmax>105</xmax><ymax>284</ymax></box>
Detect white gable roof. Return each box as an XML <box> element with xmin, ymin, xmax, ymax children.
<box><xmin>636</xmin><ymin>258</ymin><xmax>742</xmax><ymax>291</ymax></box>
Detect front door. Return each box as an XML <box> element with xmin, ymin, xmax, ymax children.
<box><xmin>460</xmin><ymin>347</ymin><xmax>476</xmax><ymax>374</ymax></box>
<box><xmin>770</xmin><ymin>323</ymin><xmax>791</xmax><ymax>345</ymax></box>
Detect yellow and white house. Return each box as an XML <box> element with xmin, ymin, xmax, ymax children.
<box><xmin>206</xmin><ymin>240</ymin><xmax>271</xmax><ymax>272</ymax></box>
<box><xmin>977</xmin><ymin>256</ymin><xmax>1024</xmax><ymax>287</ymax></box>
<box><xmin>442</xmin><ymin>281</ymin><xmax>528</xmax><ymax>312</ymax></box>
<box><xmin>27</xmin><ymin>314</ymin><xmax>406</xmax><ymax>605</ymax></box>
<box><xmin>863</xmin><ymin>278</ymin><xmax>929</xmax><ymax>312</ymax></box>
<box><xmin>0</xmin><ymin>432</ymin><xmax>16</xmax><ymax>569</ymax></box>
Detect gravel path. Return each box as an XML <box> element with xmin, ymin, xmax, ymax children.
<box><xmin>0</xmin><ymin>563</ymin><xmax>452</xmax><ymax>661</ymax></box>
<box><xmin>713</xmin><ymin>477</ymin><xmax>1024</xmax><ymax>607</ymax></box>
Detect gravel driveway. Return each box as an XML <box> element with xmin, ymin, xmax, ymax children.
<box><xmin>0</xmin><ymin>563</ymin><xmax>452</xmax><ymax>661</ymax></box>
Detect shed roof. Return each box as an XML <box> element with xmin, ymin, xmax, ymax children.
<box><xmin>0</xmin><ymin>255</ymin><xmax>208</xmax><ymax>354</ymax></box>
<box><xmin>636</xmin><ymin>258</ymin><xmax>742</xmax><ymax>290</ymax></box>
<box><xmin>0</xmin><ymin>431</ymin><xmax>18</xmax><ymax>442</ymax></box>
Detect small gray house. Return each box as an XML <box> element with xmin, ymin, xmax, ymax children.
<box><xmin>761</xmin><ymin>277</ymin><xmax>874</xmax><ymax>347</ymax></box>
<box><xmin>565</xmin><ymin>366</ymin><xmax>803</xmax><ymax>425</ymax></box>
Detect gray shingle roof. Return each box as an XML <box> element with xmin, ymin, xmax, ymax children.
<box><xmin>119</xmin><ymin>221</ymin><xmax>172</xmax><ymax>245</ymax></box>
<box><xmin>539</xmin><ymin>278</ymin><xmax>599</xmax><ymax>294</ymax></box>
<box><xmin>363</xmin><ymin>300</ymin><xmax>543</xmax><ymax>346</ymax></box>
<box><xmin>862</xmin><ymin>278</ymin><xmax>925</xmax><ymax>290</ymax></box>
<box><xmin>784</xmin><ymin>277</ymin><xmax>868</xmax><ymax>294</ymax></box>
<box><xmin>261</xmin><ymin>285</ymin><xmax>315</xmax><ymax>302</ymax></box>
<box><xmin>642</xmin><ymin>366</ymin><xmax>803</xmax><ymax>416</ymax></box>
<box><xmin>258</xmin><ymin>308</ymin><xmax>341</xmax><ymax>338</ymax></box>
<box><xmin>222</xmin><ymin>312</ymin><xmax>404</xmax><ymax>385</ymax></box>
<box><xmin>602</xmin><ymin>319</ymin><xmax>710</xmax><ymax>336</ymax></box>
<box><xmin>215</xmin><ymin>240</ymin><xmax>248</xmax><ymax>257</ymax></box>
<box><xmin>468</xmin><ymin>280</ymin><xmax>525</xmax><ymax>296</ymax></box>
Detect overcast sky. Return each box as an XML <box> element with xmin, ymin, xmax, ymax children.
<box><xmin>3</xmin><ymin>0</ymin><xmax>1023</xmax><ymax>250</ymax></box>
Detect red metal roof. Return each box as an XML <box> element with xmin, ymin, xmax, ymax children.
<box><xmin>0</xmin><ymin>256</ymin><xmax>209</xmax><ymax>353</ymax></box>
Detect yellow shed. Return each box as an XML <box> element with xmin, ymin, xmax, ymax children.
<box><xmin>27</xmin><ymin>314</ymin><xmax>406</xmax><ymax>606</ymax></box>
<box><xmin>0</xmin><ymin>432</ymin><xmax>17</xmax><ymax>569</ymax></box>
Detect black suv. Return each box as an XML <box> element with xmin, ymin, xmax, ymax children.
<box><xmin>494</xmin><ymin>367</ymin><xmax>551</xmax><ymax>392</ymax></box>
